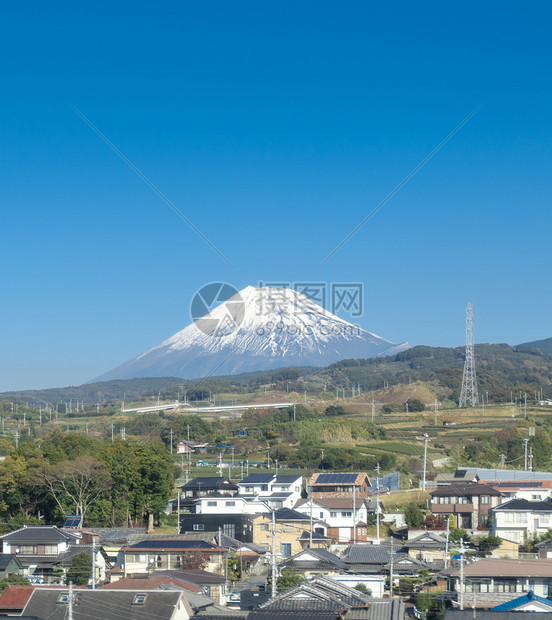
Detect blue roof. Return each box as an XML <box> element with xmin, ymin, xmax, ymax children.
<box><xmin>492</xmin><ymin>591</ymin><xmax>552</xmax><ymax>611</ymax></box>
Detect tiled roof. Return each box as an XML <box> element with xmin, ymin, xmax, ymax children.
<box><xmin>0</xmin><ymin>554</ymin><xmax>22</xmax><ymax>570</ymax></box>
<box><xmin>492</xmin><ymin>590</ymin><xmax>552</xmax><ymax>610</ymax></box>
<box><xmin>403</xmin><ymin>532</ymin><xmax>446</xmax><ymax>549</ymax></box>
<box><xmin>100</xmin><ymin>574</ymin><xmax>202</xmax><ymax>592</ymax></box>
<box><xmin>280</xmin><ymin>548</ymin><xmax>348</xmax><ymax>570</ymax></box>
<box><xmin>457</xmin><ymin>558</ymin><xmax>552</xmax><ymax>578</ymax></box>
<box><xmin>343</xmin><ymin>544</ymin><xmax>392</xmax><ymax>564</ymax></box>
<box><xmin>240</xmin><ymin>474</ymin><xmax>275</xmax><ymax>484</ymax></box>
<box><xmin>0</xmin><ymin>585</ymin><xmax>35</xmax><ymax>610</ymax></box>
<box><xmin>0</xmin><ymin>525</ymin><xmax>80</xmax><ymax>543</ymax></box>
<box><xmin>155</xmin><ymin>569</ymin><xmax>226</xmax><ymax>585</ymax></box>
<box><xmin>86</xmin><ymin>527</ymin><xmax>147</xmax><ymax>543</ymax></box>
<box><xmin>295</xmin><ymin>497</ymin><xmax>366</xmax><ymax>510</ymax></box>
<box><xmin>274</xmin><ymin>475</ymin><xmax>302</xmax><ymax>484</ymax></box>
<box><xmin>492</xmin><ymin>498</ymin><xmax>552</xmax><ymax>511</ymax></box>
<box><xmin>430</xmin><ymin>483</ymin><xmax>502</xmax><ymax>497</ymax></box>
<box><xmin>124</xmin><ymin>539</ymin><xmax>222</xmax><ymax>552</ymax></box>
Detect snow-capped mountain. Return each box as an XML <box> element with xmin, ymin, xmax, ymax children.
<box><xmin>93</xmin><ymin>286</ymin><xmax>410</xmax><ymax>381</ymax></box>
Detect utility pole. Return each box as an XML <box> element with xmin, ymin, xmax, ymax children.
<box><xmin>92</xmin><ymin>539</ymin><xmax>96</xmax><ymax>589</ymax></box>
<box><xmin>309</xmin><ymin>499</ymin><xmax>313</xmax><ymax>548</ymax></box>
<box><xmin>389</xmin><ymin>537</ymin><xmax>394</xmax><ymax>598</ymax></box>
<box><xmin>271</xmin><ymin>510</ymin><xmax>277</xmax><ymax>598</ymax></box>
<box><xmin>529</xmin><ymin>447</ymin><xmax>534</xmax><ymax>472</ymax></box>
<box><xmin>523</xmin><ymin>438</ymin><xmax>529</xmax><ymax>471</ymax></box>
<box><xmin>111</xmin><ymin>424</ymin><xmax>114</xmax><ymax>443</ymax></box>
<box><xmin>434</xmin><ymin>399</ymin><xmax>438</xmax><ymax>425</ymax></box>
<box><xmin>14</xmin><ymin>431</ymin><xmax>19</xmax><ymax>449</ymax></box>
<box><xmin>375</xmin><ymin>463</ymin><xmax>381</xmax><ymax>543</ymax></box>
<box><xmin>422</xmin><ymin>434</ymin><xmax>430</xmax><ymax>491</ymax></box>
<box><xmin>293</xmin><ymin>404</ymin><xmax>296</xmax><ymax>422</ymax></box>
<box><xmin>353</xmin><ymin>486</ymin><xmax>357</xmax><ymax>545</ymax></box>
<box><xmin>169</xmin><ymin>429</ymin><xmax>174</xmax><ymax>453</ymax></box>
<box><xmin>444</xmin><ymin>515</ymin><xmax>450</xmax><ymax>569</ymax></box>
<box><xmin>371</xmin><ymin>399</ymin><xmax>375</xmax><ymax>423</ymax></box>
<box><xmin>68</xmin><ymin>582</ymin><xmax>73</xmax><ymax>620</ymax></box>
<box><xmin>459</xmin><ymin>538</ymin><xmax>466</xmax><ymax>610</ymax></box>
<box><xmin>500</xmin><ymin>454</ymin><xmax>506</xmax><ymax>468</ymax></box>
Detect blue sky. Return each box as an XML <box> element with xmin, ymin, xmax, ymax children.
<box><xmin>1</xmin><ymin>2</ymin><xmax>552</xmax><ymax>390</ymax></box>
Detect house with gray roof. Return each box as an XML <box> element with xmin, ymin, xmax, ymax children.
<box><xmin>491</xmin><ymin>498</ymin><xmax>552</xmax><ymax>543</ymax></box>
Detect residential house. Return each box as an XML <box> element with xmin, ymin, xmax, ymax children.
<box><xmin>252</xmin><ymin>508</ymin><xmax>326</xmax><ymax>558</ymax></box>
<box><xmin>403</xmin><ymin>531</ymin><xmax>447</xmax><ymax>563</ymax></box>
<box><xmin>308</xmin><ymin>472</ymin><xmax>371</xmax><ymax>498</ymax></box>
<box><xmin>342</xmin><ymin>544</ymin><xmax>392</xmax><ymax>574</ymax></box>
<box><xmin>441</xmin><ymin>467</ymin><xmax>552</xmax><ymax>501</ymax></box>
<box><xmin>0</xmin><ymin>554</ymin><xmax>22</xmax><ymax>579</ymax></box>
<box><xmin>179</xmin><ymin>477</ymin><xmax>238</xmax><ymax>510</ymax></box>
<box><xmin>491</xmin><ymin>498</ymin><xmax>552</xmax><ymax>543</ymax></box>
<box><xmin>177</xmin><ymin>440</ymin><xmax>209</xmax><ymax>454</ymax></box>
<box><xmin>295</xmin><ymin>496</ymin><xmax>369</xmax><ymax>543</ymax></box>
<box><xmin>238</xmin><ymin>473</ymin><xmax>303</xmax><ymax>509</ymax></box>
<box><xmin>122</xmin><ymin>539</ymin><xmax>225</xmax><ymax>575</ymax></box>
<box><xmin>194</xmin><ymin>494</ymin><xmax>270</xmax><ymax>515</ymax></box>
<box><xmin>21</xmin><ymin>588</ymin><xmax>192</xmax><ymax>620</ymax></box>
<box><xmin>536</xmin><ymin>538</ymin><xmax>552</xmax><ymax>559</ymax></box>
<box><xmin>0</xmin><ymin>526</ymin><xmax>80</xmax><ymax>584</ymax></box>
<box><xmin>180</xmin><ymin>513</ymin><xmax>255</xmax><ymax>542</ymax></box>
<box><xmin>449</xmin><ymin>558</ymin><xmax>552</xmax><ymax>608</ymax></box>
<box><xmin>298</xmin><ymin>530</ymin><xmax>332</xmax><ymax>550</ymax></box>
<box><xmin>430</xmin><ymin>482</ymin><xmax>502</xmax><ymax>530</ymax></box>
<box><xmin>492</xmin><ymin>590</ymin><xmax>552</xmax><ymax>611</ymax></box>
<box><xmin>82</xmin><ymin>527</ymin><xmax>147</xmax><ymax>566</ymax></box>
<box><xmin>248</xmin><ymin>575</ymin><xmax>404</xmax><ymax>620</ymax></box>
<box><xmin>278</xmin><ymin>547</ymin><xmax>348</xmax><ymax>578</ymax></box>
<box><xmin>156</xmin><ymin>569</ymin><xmax>228</xmax><ymax>605</ymax></box>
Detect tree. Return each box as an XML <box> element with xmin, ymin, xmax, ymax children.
<box><xmin>354</xmin><ymin>583</ymin><xmax>372</xmax><ymax>596</ymax></box>
<box><xmin>449</xmin><ymin>528</ymin><xmax>467</xmax><ymax>542</ymax></box>
<box><xmin>276</xmin><ymin>569</ymin><xmax>305</xmax><ymax>592</ymax></box>
<box><xmin>180</xmin><ymin>551</ymin><xmax>208</xmax><ymax>570</ymax></box>
<box><xmin>65</xmin><ymin>551</ymin><xmax>92</xmax><ymax>586</ymax></box>
<box><xmin>0</xmin><ymin>575</ymin><xmax>30</xmax><ymax>591</ymax></box>
<box><xmin>478</xmin><ymin>535</ymin><xmax>502</xmax><ymax>551</ymax></box>
<box><xmin>38</xmin><ymin>455</ymin><xmax>110</xmax><ymax>524</ymax></box>
<box><xmin>405</xmin><ymin>399</ymin><xmax>425</xmax><ymax>412</ymax></box>
<box><xmin>404</xmin><ymin>502</ymin><xmax>424</xmax><ymax>528</ymax></box>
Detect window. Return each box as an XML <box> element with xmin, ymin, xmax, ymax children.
<box><xmin>281</xmin><ymin>543</ymin><xmax>292</xmax><ymax>557</ymax></box>
<box><xmin>260</xmin><ymin>523</ymin><xmax>269</xmax><ymax>531</ymax></box>
<box><xmin>320</xmin><ymin>512</ymin><xmax>324</xmax><ymax>519</ymax></box>
<box><xmin>225</xmin><ymin>501</ymin><xmax>236</xmax><ymax>507</ymax></box>
<box><xmin>341</xmin><ymin>512</ymin><xmax>352</xmax><ymax>518</ymax></box>
<box><xmin>193</xmin><ymin>523</ymin><xmax>205</xmax><ymax>531</ymax></box>
<box><xmin>533</xmin><ymin>495</ymin><xmax>543</xmax><ymax>500</ymax></box>
<box><xmin>330</xmin><ymin>512</ymin><xmax>338</xmax><ymax>518</ymax></box>
<box><xmin>207</xmin><ymin>501</ymin><xmax>217</xmax><ymax>506</ymax></box>
<box><xmin>480</xmin><ymin>496</ymin><xmax>490</xmax><ymax>504</ymax></box>
<box><xmin>495</xmin><ymin>579</ymin><xmax>518</xmax><ymax>593</ymax></box>
<box><xmin>19</xmin><ymin>545</ymin><xmax>37</xmax><ymax>554</ymax></box>
<box><xmin>133</xmin><ymin>594</ymin><xmax>147</xmax><ymax>605</ymax></box>
<box><xmin>223</xmin><ymin>523</ymin><xmax>235</xmax><ymax>537</ymax></box>
<box><xmin>57</xmin><ymin>593</ymin><xmax>69</xmax><ymax>603</ymax></box>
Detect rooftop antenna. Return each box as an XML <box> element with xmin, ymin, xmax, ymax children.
<box><xmin>459</xmin><ymin>303</ymin><xmax>479</xmax><ymax>407</ymax></box>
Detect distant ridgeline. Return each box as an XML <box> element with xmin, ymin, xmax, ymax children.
<box><xmin>1</xmin><ymin>343</ymin><xmax>551</xmax><ymax>405</ymax></box>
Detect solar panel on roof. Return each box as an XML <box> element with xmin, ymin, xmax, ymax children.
<box><xmin>316</xmin><ymin>473</ymin><xmax>358</xmax><ymax>484</ymax></box>
<box><xmin>63</xmin><ymin>516</ymin><xmax>83</xmax><ymax>528</ymax></box>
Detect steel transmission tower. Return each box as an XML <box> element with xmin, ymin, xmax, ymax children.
<box><xmin>459</xmin><ymin>302</ymin><xmax>479</xmax><ymax>407</ymax></box>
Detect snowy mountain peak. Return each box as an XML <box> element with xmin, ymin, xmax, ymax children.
<box><xmin>94</xmin><ymin>285</ymin><xmax>410</xmax><ymax>381</ymax></box>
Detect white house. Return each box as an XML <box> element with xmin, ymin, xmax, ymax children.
<box><xmin>194</xmin><ymin>495</ymin><xmax>270</xmax><ymax>515</ymax></box>
<box><xmin>294</xmin><ymin>497</ymin><xmax>369</xmax><ymax>543</ymax></box>
<box><xmin>491</xmin><ymin>498</ymin><xmax>552</xmax><ymax>543</ymax></box>
<box><xmin>238</xmin><ymin>473</ymin><xmax>303</xmax><ymax>509</ymax></box>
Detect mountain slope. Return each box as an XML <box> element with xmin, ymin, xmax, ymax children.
<box><xmin>94</xmin><ymin>286</ymin><xmax>409</xmax><ymax>381</ymax></box>
<box><xmin>518</xmin><ymin>336</ymin><xmax>552</xmax><ymax>355</ymax></box>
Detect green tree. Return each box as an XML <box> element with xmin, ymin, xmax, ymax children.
<box><xmin>478</xmin><ymin>535</ymin><xmax>502</xmax><ymax>551</ymax></box>
<box><xmin>404</xmin><ymin>502</ymin><xmax>424</xmax><ymax>527</ymax></box>
<box><xmin>354</xmin><ymin>583</ymin><xmax>372</xmax><ymax>596</ymax></box>
<box><xmin>276</xmin><ymin>569</ymin><xmax>305</xmax><ymax>592</ymax></box>
<box><xmin>0</xmin><ymin>575</ymin><xmax>31</xmax><ymax>591</ymax></box>
<box><xmin>65</xmin><ymin>551</ymin><xmax>92</xmax><ymax>586</ymax></box>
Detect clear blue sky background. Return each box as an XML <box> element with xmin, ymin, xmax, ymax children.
<box><xmin>1</xmin><ymin>2</ymin><xmax>551</xmax><ymax>390</ymax></box>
